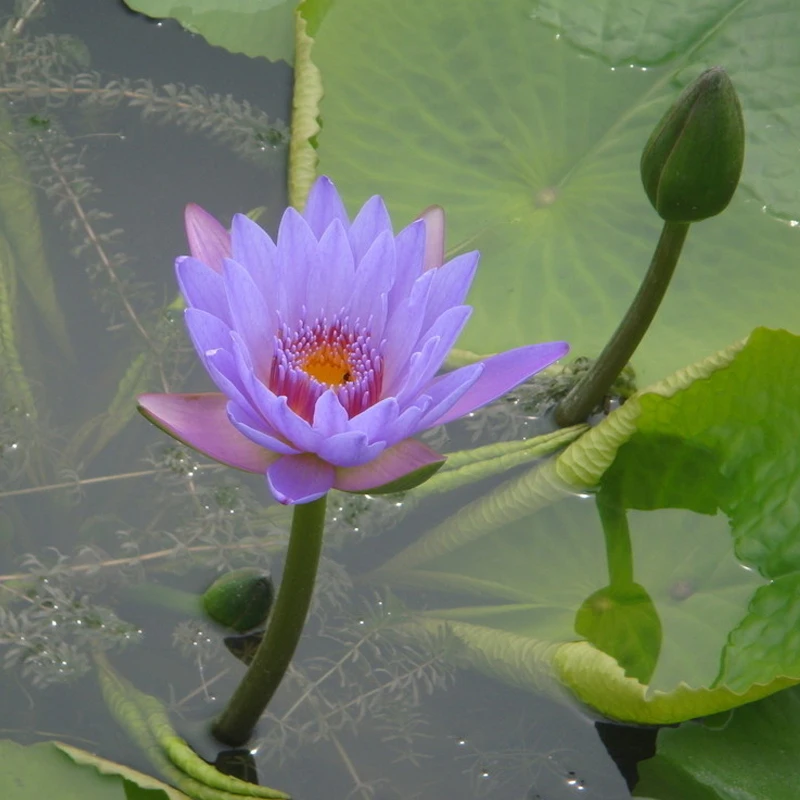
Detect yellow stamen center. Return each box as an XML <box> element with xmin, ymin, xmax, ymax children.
<box><xmin>301</xmin><ymin>343</ymin><xmax>353</xmax><ymax>387</ymax></box>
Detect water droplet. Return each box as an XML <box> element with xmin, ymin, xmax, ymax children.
<box><xmin>670</xmin><ymin>580</ymin><xmax>694</xmax><ymax>601</ymax></box>
<box><xmin>566</xmin><ymin>771</ymin><xmax>587</xmax><ymax>791</ymax></box>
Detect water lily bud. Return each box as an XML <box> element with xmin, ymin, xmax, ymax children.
<box><xmin>202</xmin><ymin>568</ymin><xmax>274</xmax><ymax>633</ymax></box>
<box><xmin>640</xmin><ymin>67</ymin><xmax>744</xmax><ymax>222</ymax></box>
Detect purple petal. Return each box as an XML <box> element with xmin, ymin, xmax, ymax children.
<box><xmin>317</xmin><ymin>431</ymin><xmax>385</xmax><ymax>468</ymax></box>
<box><xmin>230</xmin><ymin>214</ymin><xmax>280</xmax><ymax>302</ymax></box>
<box><xmin>267</xmin><ymin>454</ymin><xmax>334</xmax><ymax>504</ymax></box>
<box><xmin>388</xmin><ymin>219</ymin><xmax>425</xmax><ymax>316</ymax></box>
<box><xmin>392</xmin><ymin>305</ymin><xmax>473</xmax><ymax>402</ymax></box>
<box><xmin>414</xmin><ymin>363</ymin><xmax>485</xmax><ymax>430</ymax></box>
<box><xmin>227</xmin><ymin>402</ymin><xmax>300</xmax><ymax>455</ymax></box>
<box><xmin>184</xmin><ymin>204</ymin><xmax>230</xmax><ymax>273</ymax></box>
<box><xmin>184</xmin><ymin>308</ymin><xmax>232</xmax><ymax>368</ymax></box>
<box><xmin>313</xmin><ymin>219</ymin><xmax>355</xmax><ymax>316</ymax></box>
<box><xmin>240</xmin><ymin>366</ymin><xmax>324</xmax><ymax>453</ymax></box>
<box><xmin>303</xmin><ymin>176</ymin><xmax>350</xmax><ymax>239</ymax></box>
<box><xmin>349</xmin><ymin>229</ymin><xmax>394</xmax><ymax>332</ymax></box>
<box><xmin>137</xmin><ymin>393</ymin><xmax>277</xmax><ymax>473</ymax></box>
<box><xmin>276</xmin><ymin>207</ymin><xmax>321</xmax><ymax>325</ymax></box>
<box><xmin>348</xmin><ymin>397</ymin><xmax>400</xmax><ymax>441</ymax></box>
<box><xmin>347</xmin><ymin>391</ymin><xmax>431</xmax><ymax>447</ymax></box>
<box><xmin>223</xmin><ymin>258</ymin><xmax>274</xmax><ymax>377</ymax></box>
<box><xmin>381</xmin><ymin>269</ymin><xmax>436</xmax><ymax>390</ymax></box>
<box><xmin>176</xmin><ymin>257</ymin><xmax>230</xmax><ymax>323</ymax></box>
<box><xmin>229</xmin><ymin>328</ymin><xmax>255</xmax><ymax>375</ymax></box>
<box><xmin>431</xmin><ymin>342</ymin><xmax>570</xmax><ymax>427</ymax></box>
<box><xmin>418</xmin><ymin>205</ymin><xmax>445</xmax><ymax>272</ymax></box>
<box><xmin>205</xmin><ymin>348</ymin><xmax>256</xmax><ymax>411</ymax></box>
<box><xmin>422</xmin><ymin>251</ymin><xmax>479</xmax><ymax>331</ymax></box>
<box><xmin>333</xmin><ymin>439</ymin><xmax>444</xmax><ymax>493</ymax></box>
<box><xmin>372</xmin><ymin>397</ymin><xmax>433</xmax><ymax>447</ymax></box>
<box><xmin>312</xmin><ymin>390</ymin><xmax>349</xmax><ymax>437</ymax></box>
<box><xmin>348</xmin><ymin>195</ymin><xmax>392</xmax><ymax>265</ymax></box>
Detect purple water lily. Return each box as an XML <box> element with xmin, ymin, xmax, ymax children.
<box><xmin>138</xmin><ymin>177</ymin><xmax>568</xmax><ymax>504</ymax></box>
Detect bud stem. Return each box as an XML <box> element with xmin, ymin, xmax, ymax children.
<box><xmin>212</xmin><ymin>494</ymin><xmax>327</xmax><ymax>746</ymax></box>
<box><xmin>555</xmin><ymin>220</ymin><xmax>690</xmax><ymax>427</ymax></box>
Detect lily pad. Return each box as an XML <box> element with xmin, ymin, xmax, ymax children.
<box><xmin>122</xmin><ymin>0</ymin><xmax>298</xmax><ymax>64</ymax></box>
<box><xmin>531</xmin><ymin>0</ymin><xmax>800</xmax><ymax>222</ymax></box>
<box><xmin>0</xmin><ymin>739</ymin><xmax>184</xmax><ymax>799</ymax></box>
<box><xmin>634</xmin><ymin>686</ymin><xmax>800</xmax><ymax>799</ymax></box>
<box><xmin>372</xmin><ymin>329</ymin><xmax>800</xmax><ymax>723</ymax></box>
<box><xmin>298</xmin><ymin>0</ymin><xmax>800</xmax><ymax>382</ymax></box>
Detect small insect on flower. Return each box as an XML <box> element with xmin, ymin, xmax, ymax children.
<box><xmin>138</xmin><ymin>177</ymin><xmax>569</xmax><ymax>504</ymax></box>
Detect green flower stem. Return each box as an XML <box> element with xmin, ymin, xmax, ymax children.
<box><xmin>212</xmin><ymin>494</ymin><xmax>327</xmax><ymax>747</ymax></box>
<box><xmin>597</xmin><ymin>491</ymin><xmax>633</xmax><ymax>588</ymax></box>
<box><xmin>555</xmin><ymin>220</ymin><xmax>690</xmax><ymax>427</ymax></box>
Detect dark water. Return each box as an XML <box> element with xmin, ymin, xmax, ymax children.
<box><xmin>0</xmin><ymin>2</ymin><xmax>638</xmax><ymax>797</ymax></box>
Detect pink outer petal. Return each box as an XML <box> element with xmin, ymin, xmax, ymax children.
<box><xmin>267</xmin><ymin>454</ymin><xmax>335</xmax><ymax>505</ymax></box>
<box><xmin>418</xmin><ymin>205</ymin><xmax>445</xmax><ymax>271</ymax></box>
<box><xmin>431</xmin><ymin>341</ymin><xmax>570</xmax><ymax>427</ymax></box>
<box><xmin>333</xmin><ymin>438</ymin><xmax>444</xmax><ymax>493</ymax></box>
<box><xmin>184</xmin><ymin>204</ymin><xmax>230</xmax><ymax>273</ymax></box>
<box><xmin>137</xmin><ymin>392</ymin><xmax>277</xmax><ymax>474</ymax></box>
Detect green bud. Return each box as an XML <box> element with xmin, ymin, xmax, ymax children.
<box><xmin>640</xmin><ymin>67</ymin><xmax>744</xmax><ymax>223</ymax></box>
<box><xmin>202</xmin><ymin>568</ymin><xmax>274</xmax><ymax>633</ymax></box>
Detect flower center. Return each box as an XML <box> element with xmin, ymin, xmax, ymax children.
<box><xmin>300</xmin><ymin>342</ymin><xmax>353</xmax><ymax>387</ymax></box>
<box><xmin>270</xmin><ymin>317</ymin><xmax>382</xmax><ymax>422</ymax></box>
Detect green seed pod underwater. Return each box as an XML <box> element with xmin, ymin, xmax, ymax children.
<box><xmin>640</xmin><ymin>66</ymin><xmax>745</xmax><ymax>223</ymax></box>
<box><xmin>202</xmin><ymin>568</ymin><xmax>274</xmax><ymax>633</ymax></box>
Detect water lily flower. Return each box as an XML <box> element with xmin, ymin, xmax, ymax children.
<box><xmin>138</xmin><ymin>177</ymin><xmax>569</xmax><ymax>504</ymax></box>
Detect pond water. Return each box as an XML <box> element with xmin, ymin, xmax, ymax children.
<box><xmin>2</xmin><ymin>2</ymin><xmax>795</xmax><ymax>800</ymax></box>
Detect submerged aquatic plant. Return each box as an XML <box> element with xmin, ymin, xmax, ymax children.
<box><xmin>138</xmin><ymin>176</ymin><xmax>568</xmax><ymax>505</ymax></box>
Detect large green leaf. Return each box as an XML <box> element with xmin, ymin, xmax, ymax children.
<box><xmin>0</xmin><ymin>740</ymin><xmax>183</xmax><ymax>799</ymax></box>
<box><xmin>299</xmin><ymin>0</ymin><xmax>800</xmax><ymax>382</ymax></box>
<box><xmin>634</xmin><ymin>686</ymin><xmax>800</xmax><ymax>799</ymax></box>
<box><xmin>531</xmin><ymin>0</ymin><xmax>800</xmax><ymax>222</ymax></box>
<box><xmin>372</xmin><ymin>329</ymin><xmax>800</xmax><ymax>723</ymax></box>
<box><xmin>122</xmin><ymin>0</ymin><xmax>298</xmax><ymax>64</ymax></box>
